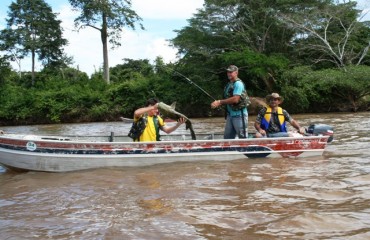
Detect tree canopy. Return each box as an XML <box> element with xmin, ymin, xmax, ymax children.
<box><xmin>280</xmin><ymin>0</ymin><xmax>370</xmax><ymax>70</ymax></box>
<box><xmin>68</xmin><ymin>0</ymin><xmax>144</xmax><ymax>84</ymax></box>
<box><xmin>0</xmin><ymin>0</ymin><xmax>68</xmax><ymax>84</ymax></box>
<box><xmin>0</xmin><ymin>0</ymin><xmax>369</xmax><ymax>125</ymax></box>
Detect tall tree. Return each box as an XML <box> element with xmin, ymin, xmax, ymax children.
<box><xmin>0</xmin><ymin>0</ymin><xmax>68</xmax><ymax>85</ymax></box>
<box><xmin>171</xmin><ymin>0</ymin><xmax>295</xmax><ymax>94</ymax></box>
<box><xmin>280</xmin><ymin>0</ymin><xmax>370</xmax><ymax>70</ymax></box>
<box><xmin>172</xmin><ymin>0</ymin><xmax>297</xmax><ymax>57</ymax></box>
<box><xmin>69</xmin><ymin>0</ymin><xmax>144</xmax><ymax>84</ymax></box>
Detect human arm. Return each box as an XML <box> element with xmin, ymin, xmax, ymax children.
<box><xmin>254</xmin><ymin>114</ymin><xmax>266</xmax><ymax>137</ymax></box>
<box><xmin>134</xmin><ymin>103</ymin><xmax>158</xmax><ymax>119</ymax></box>
<box><xmin>254</xmin><ymin>109</ymin><xmax>267</xmax><ymax>137</ymax></box>
<box><xmin>211</xmin><ymin>81</ymin><xmax>244</xmax><ymax>108</ymax></box>
<box><xmin>290</xmin><ymin>119</ymin><xmax>305</xmax><ymax>134</ymax></box>
<box><xmin>284</xmin><ymin>110</ymin><xmax>305</xmax><ymax>134</ymax></box>
<box><xmin>161</xmin><ymin>117</ymin><xmax>186</xmax><ymax>134</ymax></box>
<box><xmin>254</xmin><ymin>121</ymin><xmax>266</xmax><ymax>137</ymax></box>
<box><xmin>211</xmin><ymin>95</ymin><xmax>240</xmax><ymax>108</ymax></box>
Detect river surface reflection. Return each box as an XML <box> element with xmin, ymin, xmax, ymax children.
<box><xmin>0</xmin><ymin>112</ymin><xmax>369</xmax><ymax>239</ymax></box>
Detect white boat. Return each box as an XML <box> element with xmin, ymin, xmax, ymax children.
<box><xmin>0</xmin><ymin>124</ymin><xmax>333</xmax><ymax>172</ymax></box>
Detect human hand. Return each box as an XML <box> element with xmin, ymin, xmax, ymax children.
<box><xmin>177</xmin><ymin>117</ymin><xmax>186</xmax><ymax>125</ymax></box>
<box><xmin>298</xmin><ymin>127</ymin><xmax>306</xmax><ymax>134</ymax></box>
<box><xmin>258</xmin><ymin>129</ymin><xmax>266</xmax><ymax>136</ymax></box>
<box><xmin>211</xmin><ymin>100</ymin><xmax>221</xmax><ymax>109</ymax></box>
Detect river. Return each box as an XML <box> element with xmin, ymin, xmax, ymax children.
<box><xmin>0</xmin><ymin>112</ymin><xmax>369</xmax><ymax>239</ymax></box>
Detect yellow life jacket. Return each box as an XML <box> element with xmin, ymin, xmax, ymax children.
<box><xmin>261</xmin><ymin>107</ymin><xmax>287</xmax><ymax>132</ymax></box>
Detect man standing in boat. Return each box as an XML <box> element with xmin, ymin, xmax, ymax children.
<box><xmin>254</xmin><ymin>93</ymin><xmax>305</xmax><ymax>138</ymax></box>
<box><xmin>211</xmin><ymin>65</ymin><xmax>249</xmax><ymax>139</ymax></box>
<box><xmin>130</xmin><ymin>98</ymin><xmax>186</xmax><ymax>141</ymax></box>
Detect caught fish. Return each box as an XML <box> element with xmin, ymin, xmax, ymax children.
<box><xmin>157</xmin><ymin>102</ymin><xmax>196</xmax><ymax>140</ymax></box>
<box><xmin>247</xmin><ymin>97</ymin><xmax>268</xmax><ymax>115</ymax></box>
<box><xmin>120</xmin><ymin>116</ymin><xmax>175</xmax><ymax>123</ymax></box>
<box><xmin>250</xmin><ymin>97</ymin><xmax>268</xmax><ymax>108</ymax></box>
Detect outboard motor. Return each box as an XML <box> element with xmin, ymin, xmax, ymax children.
<box><xmin>306</xmin><ymin>124</ymin><xmax>334</xmax><ymax>142</ymax></box>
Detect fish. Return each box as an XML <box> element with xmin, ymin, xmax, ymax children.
<box><xmin>247</xmin><ymin>97</ymin><xmax>268</xmax><ymax>115</ymax></box>
<box><xmin>120</xmin><ymin>117</ymin><xmax>175</xmax><ymax>123</ymax></box>
<box><xmin>157</xmin><ymin>102</ymin><xmax>196</xmax><ymax>140</ymax></box>
<box><xmin>250</xmin><ymin>97</ymin><xmax>268</xmax><ymax>108</ymax></box>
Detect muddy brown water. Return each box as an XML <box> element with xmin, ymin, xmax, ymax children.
<box><xmin>0</xmin><ymin>112</ymin><xmax>369</xmax><ymax>239</ymax></box>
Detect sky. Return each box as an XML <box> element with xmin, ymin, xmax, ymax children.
<box><xmin>0</xmin><ymin>0</ymin><xmax>369</xmax><ymax>76</ymax></box>
<box><xmin>0</xmin><ymin>0</ymin><xmax>204</xmax><ymax>76</ymax></box>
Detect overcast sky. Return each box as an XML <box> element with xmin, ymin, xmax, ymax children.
<box><xmin>0</xmin><ymin>0</ymin><xmax>368</xmax><ymax>76</ymax></box>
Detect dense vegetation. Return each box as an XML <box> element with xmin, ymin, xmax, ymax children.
<box><xmin>0</xmin><ymin>0</ymin><xmax>369</xmax><ymax>126</ymax></box>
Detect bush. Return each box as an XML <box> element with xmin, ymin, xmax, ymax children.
<box><xmin>281</xmin><ymin>65</ymin><xmax>370</xmax><ymax>112</ymax></box>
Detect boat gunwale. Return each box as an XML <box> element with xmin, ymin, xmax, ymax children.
<box><xmin>0</xmin><ymin>134</ymin><xmax>330</xmax><ymax>172</ymax></box>
<box><xmin>0</xmin><ymin>134</ymin><xmax>330</xmax><ymax>146</ymax></box>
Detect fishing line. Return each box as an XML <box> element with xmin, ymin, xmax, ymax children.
<box><xmin>161</xmin><ymin>66</ymin><xmax>217</xmax><ymax>101</ymax></box>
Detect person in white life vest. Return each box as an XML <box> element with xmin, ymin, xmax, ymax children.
<box><xmin>254</xmin><ymin>93</ymin><xmax>305</xmax><ymax>138</ymax></box>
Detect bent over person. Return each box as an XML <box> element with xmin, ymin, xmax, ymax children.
<box><xmin>211</xmin><ymin>65</ymin><xmax>248</xmax><ymax>139</ymax></box>
<box><xmin>131</xmin><ymin>98</ymin><xmax>185</xmax><ymax>141</ymax></box>
<box><xmin>254</xmin><ymin>93</ymin><xmax>305</xmax><ymax>138</ymax></box>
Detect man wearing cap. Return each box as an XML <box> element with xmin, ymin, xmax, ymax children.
<box><xmin>211</xmin><ymin>65</ymin><xmax>248</xmax><ymax>139</ymax></box>
<box><xmin>254</xmin><ymin>93</ymin><xmax>305</xmax><ymax>138</ymax></box>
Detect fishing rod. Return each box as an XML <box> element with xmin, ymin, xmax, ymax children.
<box><xmin>162</xmin><ymin>66</ymin><xmax>217</xmax><ymax>101</ymax></box>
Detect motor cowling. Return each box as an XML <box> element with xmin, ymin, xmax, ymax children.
<box><xmin>306</xmin><ymin>124</ymin><xmax>334</xmax><ymax>142</ymax></box>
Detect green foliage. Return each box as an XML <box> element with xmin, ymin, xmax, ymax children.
<box><xmin>282</xmin><ymin>1</ymin><xmax>370</xmax><ymax>69</ymax></box>
<box><xmin>69</xmin><ymin>0</ymin><xmax>143</xmax><ymax>47</ymax></box>
<box><xmin>26</xmin><ymin>76</ymin><xmax>103</xmax><ymax>122</ymax></box>
<box><xmin>1</xmin><ymin>0</ymin><xmax>370</xmax><ymax>125</ymax></box>
<box><xmin>68</xmin><ymin>0</ymin><xmax>144</xmax><ymax>83</ymax></box>
<box><xmin>173</xmin><ymin>0</ymin><xmax>295</xmax><ymax>56</ymax></box>
<box><xmin>107</xmin><ymin>78</ymin><xmax>152</xmax><ymax>118</ymax></box>
<box><xmin>0</xmin><ymin>57</ymin><xmax>13</xmax><ymax>85</ymax></box>
<box><xmin>110</xmin><ymin>59</ymin><xmax>154</xmax><ymax>83</ymax></box>
<box><xmin>171</xmin><ymin>0</ymin><xmax>369</xmax><ymax>99</ymax></box>
<box><xmin>0</xmin><ymin>0</ymin><xmax>68</xmax><ymax>83</ymax></box>
<box><xmin>219</xmin><ymin>49</ymin><xmax>290</xmax><ymax>94</ymax></box>
<box><xmin>0</xmin><ymin>61</ymin><xmax>369</xmax><ymax>126</ymax></box>
<box><xmin>280</xmin><ymin>65</ymin><xmax>370</xmax><ymax>112</ymax></box>
<box><xmin>38</xmin><ymin>67</ymin><xmax>89</xmax><ymax>85</ymax></box>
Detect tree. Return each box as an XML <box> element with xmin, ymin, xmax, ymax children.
<box><xmin>279</xmin><ymin>65</ymin><xmax>370</xmax><ymax>112</ymax></box>
<box><xmin>171</xmin><ymin>0</ymin><xmax>296</xmax><ymax>94</ymax></box>
<box><xmin>0</xmin><ymin>0</ymin><xmax>68</xmax><ymax>85</ymax></box>
<box><xmin>69</xmin><ymin>0</ymin><xmax>144</xmax><ymax>84</ymax></box>
<box><xmin>280</xmin><ymin>1</ymin><xmax>370</xmax><ymax>70</ymax></box>
<box><xmin>0</xmin><ymin>55</ymin><xmax>12</xmax><ymax>86</ymax></box>
<box><xmin>172</xmin><ymin>0</ymin><xmax>296</xmax><ymax>57</ymax></box>
<box><xmin>109</xmin><ymin>58</ymin><xmax>154</xmax><ymax>83</ymax></box>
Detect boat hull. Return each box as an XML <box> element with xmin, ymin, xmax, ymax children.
<box><xmin>0</xmin><ymin>134</ymin><xmax>329</xmax><ymax>172</ymax></box>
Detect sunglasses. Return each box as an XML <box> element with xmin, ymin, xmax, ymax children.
<box><xmin>270</xmin><ymin>98</ymin><xmax>280</xmax><ymax>101</ymax></box>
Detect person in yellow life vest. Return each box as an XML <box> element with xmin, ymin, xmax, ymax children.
<box><xmin>133</xmin><ymin>98</ymin><xmax>186</xmax><ymax>141</ymax></box>
<box><xmin>254</xmin><ymin>93</ymin><xmax>305</xmax><ymax>138</ymax></box>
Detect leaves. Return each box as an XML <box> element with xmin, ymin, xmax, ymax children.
<box><xmin>280</xmin><ymin>65</ymin><xmax>370</xmax><ymax>112</ymax></box>
<box><xmin>68</xmin><ymin>0</ymin><xmax>143</xmax><ymax>83</ymax></box>
<box><xmin>280</xmin><ymin>1</ymin><xmax>370</xmax><ymax>69</ymax></box>
<box><xmin>0</xmin><ymin>0</ymin><xmax>68</xmax><ymax>84</ymax></box>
